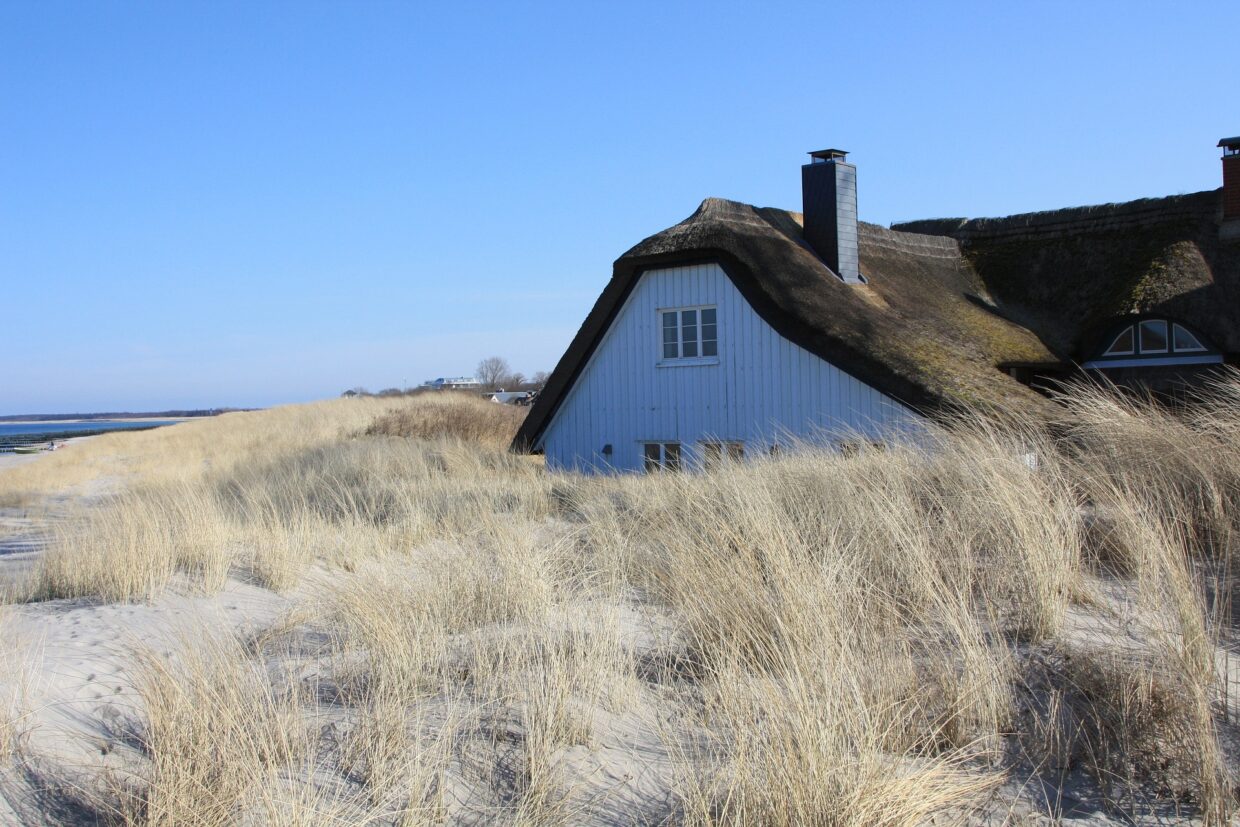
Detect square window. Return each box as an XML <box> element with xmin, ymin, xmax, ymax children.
<box><xmin>643</xmin><ymin>442</ymin><xmax>681</xmax><ymax>472</ymax></box>
<box><xmin>1139</xmin><ymin>320</ymin><xmax>1168</xmax><ymax>353</ymax></box>
<box><xmin>659</xmin><ymin>305</ymin><xmax>718</xmax><ymax>363</ymax></box>
<box><xmin>701</xmin><ymin>441</ymin><xmax>742</xmax><ymax>470</ymax></box>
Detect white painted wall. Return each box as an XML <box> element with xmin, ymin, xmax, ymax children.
<box><xmin>539</xmin><ymin>262</ymin><xmax>922</xmax><ymax>472</ymax></box>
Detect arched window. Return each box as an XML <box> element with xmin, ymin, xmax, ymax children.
<box><xmin>1086</xmin><ymin>318</ymin><xmax>1222</xmax><ymax>369</ymax></box>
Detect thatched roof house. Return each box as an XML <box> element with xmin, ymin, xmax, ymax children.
<box><xmin>514</xmin><ymin>141</ymin><xmax>1239</xmax><ymax>472</ymax></box>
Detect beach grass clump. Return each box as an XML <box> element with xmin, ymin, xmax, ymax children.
<box><xmin>2</xmin><ymin>377</ymin><xmax>1240</xmax><ymax>823</ymax></box>
<box><xmin>14</xmin><ymin>394</ymin><xmax>547</xmax><ymax>602</ymax></box>
<box><xmin>119</xmin><ymin>630</ymin><xmax>313</xmax><ymax>827</ymax></box>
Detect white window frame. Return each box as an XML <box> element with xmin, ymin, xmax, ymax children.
<box><xmin>642</xmin><ymin>442</ymin><xmax>681</xmax><ymax>472</ymax></box>
<box><xmin>1172</xmin><ymin>323</ymin><xmax>1207</xmax><ymax>353</ymax></box>
<box><xmin>700</xmin><ymin>440</ymin><xmax>744</xmax><ymax>471</ymax></box>
<box><xmin>1084</xmin><ymin>318</ymin><xmax>1222</xmax><ymax>369</ymax></box>
<box><xmin>1138</xmin><ymin>320</ymin><xmax>1169</xmax><ymax>354</ymax></box>
<box><xmin>1103</xmin><ymin>326</ymin><xmax>1136</xmax><ymax>356</ymax></box>
<box><xmin>659</xmin><ymin>305</ymin><xmax>718</xmax><ymax>364</ymax></box>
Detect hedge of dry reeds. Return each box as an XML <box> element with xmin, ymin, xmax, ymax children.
<box><xmin>1</xmin><ymin>378</ymin><xmax>1239</xmax><ymax>824</ymax></box>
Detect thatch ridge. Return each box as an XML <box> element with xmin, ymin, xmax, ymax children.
<box><xmin>893</xmin><ymin>190</ymin><xmax>1218</xmax><ymax>241</ymax></box>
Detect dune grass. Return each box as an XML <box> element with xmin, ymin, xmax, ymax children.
<box><xmin>2</xmin><ymin>380</ymin><xmax>1239</xmax><ymax>824</ymax></box>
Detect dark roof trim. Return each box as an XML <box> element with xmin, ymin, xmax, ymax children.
<box><xmin>1219</xmin><ymin>136</ymin><xmax>1240</xmax><ymax>148</ymax></box>
<box><xmin>511</xmin><ymin>249</ymin><xmax>931</xmax><ymax>453</ymax></box>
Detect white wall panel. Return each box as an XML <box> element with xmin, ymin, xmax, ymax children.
<box><xmin>540</xmin><ymin>263</ymin><xmax>923</xmax><ymax>472</ymax></box>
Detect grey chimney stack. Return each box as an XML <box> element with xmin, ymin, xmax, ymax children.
<box><xmin>801</xmin><ymin>149</ymin><xmax>861</xmax><ymax>283</ymax></box>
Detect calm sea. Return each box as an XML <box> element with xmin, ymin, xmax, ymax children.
<box><xmin>0</xmin><ymin>420</ymin><xmax>182</xmax><ymax>438</ymax></box>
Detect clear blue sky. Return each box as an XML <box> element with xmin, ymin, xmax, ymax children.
<box><xmin>1</xmin><ymin>1</ymin><xmax>1234</xmax><ymax>414</ymax></box>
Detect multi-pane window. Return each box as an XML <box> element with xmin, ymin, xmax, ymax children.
<box><xmin>701</xmin><ymin>441</ymin><xmax>744</xmax><ymax>471</ymax></box>
<box><xmin>643</xmin><ymin>442</ymin><xmax>681</xmax><ymax>472</ymax></box>
<box><xmin>661</xmin><ymin>306</ymin><xmax>718</xmax><ymax>360</ymax></box>
<box><xmin>1102</xmin><ymin>320</ymin><xmax>1210</xmax><ymax>357</ymax></box>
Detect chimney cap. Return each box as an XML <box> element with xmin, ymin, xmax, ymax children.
<box><xmin>808</xmin><ymin>148</ymin><xmax>849</xmax><ymax>163</ymax></box>
<box><xmin>1219</xmin><ymin>136</ymin><xmax>1240</xmax><ymax>149</ymax></box>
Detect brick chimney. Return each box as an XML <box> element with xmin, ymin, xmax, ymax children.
<box><xmin>1222</xmin><ymin>137</ymin><xmax>1240</xmax><ymax>243</ymax></box>
<box><xmin>1221</xmin><ymin>137</ymin><xmax>1240</xmax><ymax>219</ymax></box>
<box><xmin>802</xmin><ymin>149</ymin><xmax>862</xmax><ymax>283</ymax></box>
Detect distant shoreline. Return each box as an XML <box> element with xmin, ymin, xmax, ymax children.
<box><xmin>0</xmin><ymin>417</ymin><xmax>198</xmax><ymax>426</ymax></box>
<box><xmin>0</xmin><ymin>434</ymin><xmax>97</xmax><ymax>470</ymax></box>
<box><xmin>0</xmin><ymin>408</ymin><xmax>250</xmax><ymax>423</ymax></box>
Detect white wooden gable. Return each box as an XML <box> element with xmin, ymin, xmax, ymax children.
<box><xmin>539</xmin><ymin>262</ymin><xmax>921</xmax><ymax>472</ymax></box>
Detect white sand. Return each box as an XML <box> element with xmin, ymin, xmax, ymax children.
<box><xmin>6</xmin><ymin>581</ymin><xmax>290</xmax><ymax>762</ymax></box>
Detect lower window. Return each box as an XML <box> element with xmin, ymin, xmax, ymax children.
<box><xmin>643</xmin><ymin>442</ymin><xmax>681</xmax><ymax>472</ymax></box>
<box><xmin>701</xmin><ymin>441</ymin><xmax>744</xmax><ymax>471</ymax></box>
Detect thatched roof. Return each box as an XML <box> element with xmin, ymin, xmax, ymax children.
<box><xmin>514</xmin><ymin>188</ymin><xmax>1237</xmax><ymax>453</ymax></box>
<box><xmin>894</xmin><ymin>190</ymin><xmax>1240</xmax><ymax>359</ymax></box>
<box><xmin>516</xmin><ymin>198</ymin><xmax>1061</xmax><ymax>452</ymax></box>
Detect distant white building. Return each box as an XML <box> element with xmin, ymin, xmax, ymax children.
<box><xmin>489</xmin><ymin>390</ymin><xmax>531</xmax><ymax>404</ymax></box>
<box><xmin>424</xmin><ymin>377</ymin><xmax>481</xmax><ymax>390</ymax></box>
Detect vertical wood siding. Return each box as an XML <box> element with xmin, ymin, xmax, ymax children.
<box><xmin>540</xmin><ymin>263</ymin><xmax>923</xmax><ymax>472</ymax></box>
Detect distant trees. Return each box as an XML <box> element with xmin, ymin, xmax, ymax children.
<box><xmin>475</xmin><ymin>358</ymin><xmax>548</xmax><ymax>391</ymax></box>
<box><xmin>476</xmin><ymin>357</ymin><xmax>526</xmax><ymax>390</ymax></box>
<box><xmin>476</xmin><ymin>356</ymin><xmax>510</xmax><ymax>390</ymax></box>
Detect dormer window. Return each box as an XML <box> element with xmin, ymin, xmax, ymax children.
<box><xmin>1086</xmin><ymin>317</ymin><xmax>1222</xmax><ymax>370</ymax></box>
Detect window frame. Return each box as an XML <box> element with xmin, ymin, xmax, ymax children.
<box><xmin>1138</xmin><ymin>320</ymin><xmax>1169</xmax><ymax>355</ymax></box>
<box><xmin>1084</xmin><ymin>318</ymin><xmax>1222</xmax><ymax>370</ymax></box>
<box><xmin>642</xmin><ymin>442</ymin><xmax>681</xmax><ymax>472</ymax></box>
<box><xmin>659</xmin><ymin>304</ymin><xmax>719</xmax><ymax>363</ymax></box>
<box><xmin>700</xmin><ymin>440</ymin><xmax>745</xmax><ymax>471</ymax></box>
<box><xmin>1172</xmin><ymin>323</ymin><xmax>1207</xmax><ymax>353</ymax></box>
<box><xmin>1103</xmin><ymin>326</ymin><xmax>1136</xmax><ymax>356</ymax></box>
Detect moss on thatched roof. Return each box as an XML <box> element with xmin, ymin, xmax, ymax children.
<box><xmin>896</xmin><ymin>189</ymin><xmax>1240</xmax><ymax>357</ymax></box>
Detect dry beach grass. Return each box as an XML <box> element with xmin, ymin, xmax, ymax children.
<box><xmin>0</xmin><ymin>383</ymin><xmax>1238</xmax><ymax>824</ymax></box>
